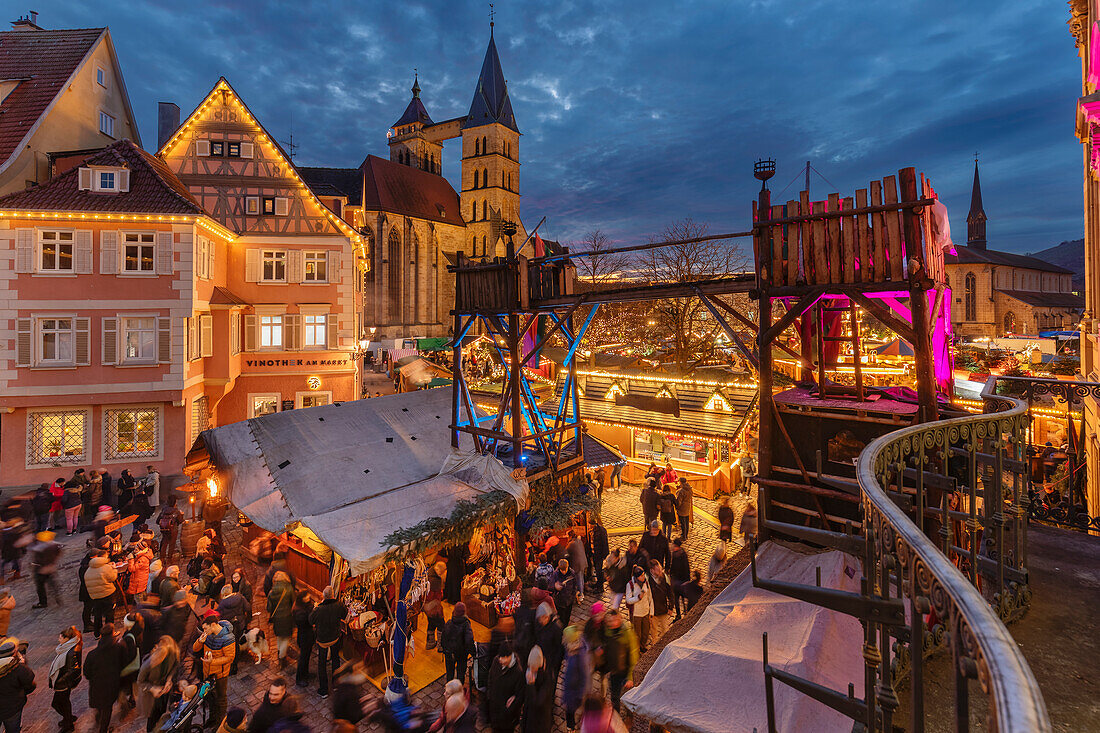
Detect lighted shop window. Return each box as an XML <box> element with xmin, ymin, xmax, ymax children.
<box><xmin>105</xmin><ymin>408</ymin><xmax>159</xmax><ymax>459</ymax></box>
<box><xmin>28</xmin><ymin>410</ymin><xmax>87</xmax><ymax>465</ymax></box>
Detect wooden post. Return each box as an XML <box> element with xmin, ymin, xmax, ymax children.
<box><xmin>509</xmin><ymin>311</ymin><xmax>523</xmax><ymax>466</ymax></box>
<box><xmin>756</xmin><ymin>185</ymin><xmax>774</xmax><ymax>542</ymax></box>
<box><xmin>900</xmin><ymin>168</ymin><xmax>938</xmax><ymax>423</ymax></box>
<box><xmin>451</xmin><ymin>311</ymin><xmax>462</xmax><ymax>449</ymax></box>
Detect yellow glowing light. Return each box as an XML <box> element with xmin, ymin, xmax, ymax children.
<box><xmin>207</xmin><ymin>477</ymin><xmax>218</xmax><ymax>497</ymax></box>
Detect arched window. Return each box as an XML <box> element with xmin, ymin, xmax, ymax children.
<box><xmin>482</xmin><ymin>201</ymin><xmax>487</xmax><ymax>220</ymax></box>
<box><xmin>473</xmin><ymin>170</ymin><xmax>479</xmax><ymax>189</ymax></box>
<box><xmin>1003</xmin><ymin>311</ymin><xmax>1017</xmax><ymax>334</ymax></box>
<box><xmin>406</xmin><ymin>231</ymin><xmax>419</xmax><ymax>323</ymax></box>
<box><xmin>483</xmin><ymin>236</ymin><xmax>487</xmax><ymax>255</ymax></box>
<box><xmin>471</xmin><ymin>202</ymin><xmax>476</xmax><ymax>221</ymax></box>
<box><xmin>482</xmin><ymin>136</ymin><xmax>488</xmax><ymax>154</ymax></box>
<box><xmin>964</xmin><ymin>272</ymin><xmax>977</xmax><ymax>321</ymax></box>
<box><xmin>474</xmin><ymin>139</ymin><xmax>480</xmax><ymax>156</ymax></box>
<box><xmin>361</xmin><ymin>226</ymin><xmax>375</xmax><ymax>304</ymax></box>
<box><xmin>387</xmin><ymin>229</ymin><xmax>401</xmax><ymax>323</ymax></box>
<box><xmin>483</xmin><ymin>168</ymin><xmax>488</xmax><ymax>187</ymax></box>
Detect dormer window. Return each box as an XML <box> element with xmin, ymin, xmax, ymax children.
<box><xmin>78</xmin><ymin>166</ymin><xmax>130</xmax><ymax>193</ymax></box>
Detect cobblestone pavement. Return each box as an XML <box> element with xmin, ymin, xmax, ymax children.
<box><xmin>9</xmin><ymin>482</ymin><xmax>754</xmax><ymax>732</ymax></box>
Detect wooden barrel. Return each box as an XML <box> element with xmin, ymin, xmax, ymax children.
<box><xmin>179</xmin><ymin>520</ymin><xmax>203</xmax><ymax>558</ymax></box>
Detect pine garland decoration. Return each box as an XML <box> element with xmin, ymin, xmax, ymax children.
<box><xmin>381</xmin><ymin>489</ymin><xmax>518</xmax><ymax>560</ymax></box>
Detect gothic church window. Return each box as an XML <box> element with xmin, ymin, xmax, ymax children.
<box><xmin>474</xmin><ymin>139</ymin><xmax>480</xmax><ymax>156</ymax></box>
<box><xmin>387</xmin><ymin>229</ymin><xmax>401</xmax><ymax>322</ymax></box>
<box><xmin>473</xmin><ymin>170</ymin><xmax>479</xmax><ymax>189</ymax></box>
<box><xmin>482</xmin><ymin>201</ymin><xmax>487</xmax><ymax>220</ymax></box>
<box><xmin>483</xmin><ymin>168</ymin><xmax>488</xmax><ymax>187</ymax></box>
<box><xmin>1003</xmin><ymin>311</ymin><xmax>1017</xmax><ymax>334</ymax></box>
<box><xmin>964</xmin><ymin>272</ymin><xmax>976</xmax><ymax>321</ymax></box>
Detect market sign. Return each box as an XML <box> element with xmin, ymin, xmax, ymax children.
<box><xmin>244</xmin><ymin>358</ymin><xmax>350</xmax><ymax>368</ymax></box>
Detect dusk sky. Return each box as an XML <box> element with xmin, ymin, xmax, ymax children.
<box><xmin>28</xmin><ymin>0</ymin><xmax>1084</xmax><ymax>253</ymax></box>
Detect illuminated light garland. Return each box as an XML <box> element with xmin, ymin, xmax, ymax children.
<box><xmin>0</xmin><ymin>209</ymin><xmax>238</xmax><ymax>243</ymax></box>
<box><xmin>950</xmin><ymin>399</ymin><xmax>1081</xmax><ymax>419</ymax></box>
<box><xmin>156</xmin><ymin>79</ymin><xmax>362</xmax><ymax>247</ymax></box>
<box><xmin>576</xmin><ymin>369</ymin><xmax>756</xmax><ymax>390</ymax></box>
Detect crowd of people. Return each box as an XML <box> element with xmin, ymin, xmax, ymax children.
<box><xmin>0</xmin><ymin>463</ymin><xmax>752</xmax><ymax>733</ymax></box>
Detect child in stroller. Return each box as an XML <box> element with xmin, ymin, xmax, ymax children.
<box><xmin>157</xmin><ymin>679</ymin><xmax>211</xmax><ymax>732</ymax></box>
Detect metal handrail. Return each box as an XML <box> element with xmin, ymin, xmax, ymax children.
<box><xmin>855</xmin><ymin>379</ymin><xmax>1051</xmax><ymax>732</ymax></box>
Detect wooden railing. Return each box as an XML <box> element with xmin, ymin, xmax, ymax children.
<box><xmin>853</xmin><ymin>376</ymin><xmax>1049</xmax><ymax>731</ymax></box>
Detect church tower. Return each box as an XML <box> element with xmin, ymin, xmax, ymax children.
<box><xmin>460</xmin><ymin>23</ymin><xmax>522</xmax><ymax>257</ymax></box>
<box><xmin>388</xmin><ymin>75</ymin><xmax>442</xmax><ymax>174</ymax></box>
<box><xmin>967</xmin><ymin>160</ymin><xmax>987</xmax><ymax>249</ymax></box>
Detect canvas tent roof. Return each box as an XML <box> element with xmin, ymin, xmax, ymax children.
<box><xmin>193</xmin><ymin>389</ymin><xmax>527</xmax><ymax>574</ymax></box>
<box><xmin>622</xmin><ymin>541</ymin><xmax>864</xmax><ymax>733</ymax></box>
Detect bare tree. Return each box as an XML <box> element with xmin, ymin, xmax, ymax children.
<box><xmin>572</xmin><ymin>229</ymin><xmax>630</xmax><ymax>286</ymax></box>
<box><xmin>638</xmin><ymin>219</ymin><xmax>750</xmax><ymax>374</ymax></box>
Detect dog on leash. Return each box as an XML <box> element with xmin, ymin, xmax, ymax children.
<box><xmin>238</xmin><ymin>627</ymin><xmax>267</xmax><ymax>663</ymax></box>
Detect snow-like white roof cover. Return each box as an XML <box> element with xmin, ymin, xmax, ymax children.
<box><xmin>198</xmin><ymin>388</ymin><xmax>527</xmax><ymax>573</ymax></box>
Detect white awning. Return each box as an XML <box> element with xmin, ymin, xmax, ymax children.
<box><xmin>197</xmin><ymin>389</ymin><xmax>527</xmax><ymax>573</ymax></box>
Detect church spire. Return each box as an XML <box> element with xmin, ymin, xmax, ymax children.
<box><xmin>967</xmin><ymin>157</ymin><xmax>987</xmax><ymax>249</ymax></box>
<box><xmin>463</xmin><ymin>24</ymin><xmax>518</xmax><ymax>132</ymax></box>
<box><xmin>392</xmin><ymin>72</ymin><xmax>433</xmax><ymax>128</ymax></box>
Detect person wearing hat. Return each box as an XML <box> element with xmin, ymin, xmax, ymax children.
<box><xmin>0</xmin><ymin>637</ymin><xmax>35</xmax><ymax>731</ymax></box>
<box><xmin>624</xmin><ymin>566</ymin><xmax>653</xmax><ymax>654</ymax></box>
<box><xmin>29</xmin><ymin>530</ymin><xmax>62</xmax><ymax>609</ymax></box>
<box><xmin>193</xmin><ymin>611</ymin><xmax>236</xmax><ymax>726</ymax></box>
<box><xmin>486</xmin><ymin>643</ymin><xmax>524</xmax><ymax>733</ymax></box>
<box><xmin>440</xmin><ymin>602</ymin><xmax>475</xmax><ymax>684</ymax></box>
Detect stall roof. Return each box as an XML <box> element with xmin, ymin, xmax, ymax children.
<box><xmin>564</xmin><ymin>433</ymin><xmax>626</xmax><ymax>469</ymax></box>
<box><xmin>622</xmin><ymin>541</ymin><xmax>864</xmax><ymax>733</ymax></box>
<box><xmin>192</xmin><ymin>389</ymin><xmax>527</xmax><ymax>573</ymax></box>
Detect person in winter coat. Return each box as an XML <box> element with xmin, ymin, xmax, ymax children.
<box><xmin>231</xmin><ymin>568</ymin><xmax>254</xmax><ymax>615</ymax></box>
<box><xmin>49</xmin><ymin>626</ymin><xmax>82</xmax><ymax>733</ymax></box>
<box><xmin>624</xmin><ymin>567</ymin><xmax>652</xmax><ymax>654</ymax></box>
<box><xmin>444</xmin><ymin>543</ymin><xmax>469</xmax><ymax>605</ymax></box>
<box><xmin>578</xmin><ymin>694</ymin><xmax>629</xmax><ymax>733</ymax></box>
<box><xmin>561</xmin><ymin>626</ymin><xmax>591</xmax><ymax>732</ymax></box>
<box><xmin>292</xmin><ymin>590</ymin><xmax>314</xmax><ymax>686</ymax></box>
<box><xmin>0</xmin><ymin>637</ymin><xmax>35</xmax><ymax>732</ymax></box>
<box><xmin>646</xmin><ymin>560</ymin><xmax>674</xmax><ymax>647</ymax></box>
<box><xmin>161</xmin><ymin>590</ymin><xmax>190</xmax><ymax>644</ymax></box>
<box><xmin>84</xmin><ymin>550</ymin><xmax>118</xmax><ymax>637</ymax></box>
<box><xmin>716</xmin><ymin>497</ymin><xmax>735</xmax><ymax>542</ymax></box>
<box><xmin>639</xmin><ymin>478</ymin><xmax>658</xmax><ymax>528</ymax></box>
<box><xmin>598</xmin><ymin>610</ymin><xmax>638</xmax><ymax>713</ymax></box>
<box><xmin>116</xmin><ymin>470</ymin><xmax>138</xmax><ymax>511</ymax></box>
<box><xmin>61</xmin><ymin>483</ymin><xmax>83</xmax><ymax>536</ymax></box>
<box><xmin>31</xmin><ymin>485</ymin><xmax>52</xmax><ymax>532</ymax></box>
<box><xmin>159</xmin><ymin>565</ymin><xmax>181</xmax><ymax>609</ymax></box>
<box><xmin>48</xmin><ymin>478</ymin><xmax>66</xmax><ymax>531</ymax></box>
<box><xmin>588</xmin><ymin>520</ymin><xmax>610</xmax><ymax>593</ymax></box>
<box><xmin>674</xmin><ymin>477</ymin><xmax>695</xmax><ymax>539</ymax></box>
<box><xmin>156</xmin><ymin>497</ymin><xmax>184</xmax><ymax>560</ymax></box>
<box><xmin>638</xmin><ymin>521</ymin><xmax>670</xmax><ymax>569</ymax></box>
<box><xmin>566</xmin><ymin>533</ymin><xmax>588</xmax><ymax>595</ymax></box>
<box><xmin>595</xmin><ymin>552</ymin><xmax>620</xmax><ymax>614</ymax></box>
<box><xmin>486</xmin><ymin>644</ymin><xmax>524</xmax><ymax>733</ymax></box>
<box><xmin>669</xmin><ymin>537</ymin><xmax>691</xmax><ymax>621</ymax></box>
<box><xmin>84</xmin><ymin>623</ymin><xmax>125</xmax><ymax>733</ymax></box>
<box><xmin>440</xmin><ymin>692</ymin><xmax>477</xmax><ymax>733</ymax></box>
<box><xmin>534</xmin><ymin>602</ymin><xmax>564</xmax><ymax>684</ymax></box>
<box><xmin>656</xmin><ymin>485</ymin><xmax>677</xmax><ymax>539</ymax></box>
<box><xmin>1</xmin><ymin>518</ymin><xmax>27</xmax><ymax>583</ymax></box>
<box><xmin>263</xmin><ymin>551</ymin><xmax>295</xmax><ymax>596</ymax></box>
<box><xmin>521</xmin><ymin>646</ymin><xmax>554</xmax><ymax>733</ymax></box>
<box><xmin>127</xmin><ymin>539</ymin><xmax>154</xmax><ymax>602</ymax></box>
<box><xmin>679</xmin><ymin>570</ymin><xmax>705</xmax><ymax>611</ymax></box>
<box><xmin>309</xmin><ymin>586</ymin><xmax>347</xmax><ymax>698</ymax></box>
<box><xmin>440</xmin><ymin>602</ymin><xmax>475</xmax><ymax>683</ymax></box>
<box><xmin>551</xmin><ymin>559</ymin><xmax>579</xmax><ymax>625</ymax></box>
<box><xmin>119</xmin><ymin>614</ymin><xmax>143</xmax><ymax>714</ymax></box>
<box><xmin>740</xmin><ymin>502</ymin><xmax>758</xmax><ymax>543</ymax></box>
<box><xmin>659</xmin><ymin>460</ymin><xmax>678</xmax><ymax>486</ymax></box>
<box><xmin>708</xmin><ymin>542</ymin><xmax>729</xmax><ymax>586</ymax></box>
<box><xmin>136</xmin><ymin>635</ymin><xmax>178</xmax><ymax>732</ymax></box>
<box><xmin>248</xmin><ymin>678</ymin><xmax>295</xmax><ymax>733</ymax></box>
<box><xmin>30</xmin><ymin>530</ymin><xmax>63</xmax><ymax>609</ymax></box>
<box><xmin>193</xmin><ymin>613</ymin><xmax>237</xmax><ymax>726</ymax></box>
<box><xmin>268</xmin><ymin>573</ymin><xmax>297</xmax><ymax>668</ymax></box>
<box><xmin>218</xmin><ymin>586</ymin><xmax>250</xmax><ymax>670</ymax></box>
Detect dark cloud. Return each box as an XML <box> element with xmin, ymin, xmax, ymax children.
<box><xmin>32</xmin><ymin>0</ymin><xmax>1082</xmax><ymax>252</ymax></box>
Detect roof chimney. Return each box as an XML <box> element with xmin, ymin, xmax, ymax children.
<box><xmin>11</xmin><ymin>11</ymin><xmax>42</xmax><ymax>31</ymax></box>
<box><xmin>157</xmin><ymin>102</ymin><xmax>180</xmax><ymax>151</ymax></box>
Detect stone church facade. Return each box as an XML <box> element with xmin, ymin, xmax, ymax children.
<box><xmin>945</xmin><ymin>162</ymin><xmax>1083</xmax><ymax>339</ymax></box>
<box><xmin>303</xmin><ymin>25</ymin><xmax>525</xmax><ymax>341</ymax></box>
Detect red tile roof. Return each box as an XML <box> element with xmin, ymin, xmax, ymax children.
<box><xmin>0</xmin><ymin>27</ymin><xmax>105</xmax><ymax>169</ymax></box>
<box><xmin>0</xmin><ymin>139</ymin><xmax>205</xmax><ymax>214</ymax></box>
<box><xmin>360</xmin><ymin>155</ymin><xmax>465</xmax><ymax>225</ymax></box>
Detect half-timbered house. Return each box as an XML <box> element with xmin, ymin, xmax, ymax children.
<box><xmin>158</xmin><ymin>78</ymin><xmax>365</xmax><ymax>423</ymax></box>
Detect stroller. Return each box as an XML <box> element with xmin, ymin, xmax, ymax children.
<box><xmin>157</xmin><ymin>680</ymin><xmax>212</xmax><ymax>733</ymax></box>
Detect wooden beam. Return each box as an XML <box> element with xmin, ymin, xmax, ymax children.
<box><xmin>696</xmin><ymin>291</ymin><xmax>759</xmax><ymax>370</ymax></box>
<box><xmin>762</xmin><ymin>288</ymin><xmax>825</xmax><ymax>345</ymax></box>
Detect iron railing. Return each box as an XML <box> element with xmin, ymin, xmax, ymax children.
<box><xmin>854</xmin><ymin>376</ymin><xmax>1049</xmax><ymax>731</ymax></box>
